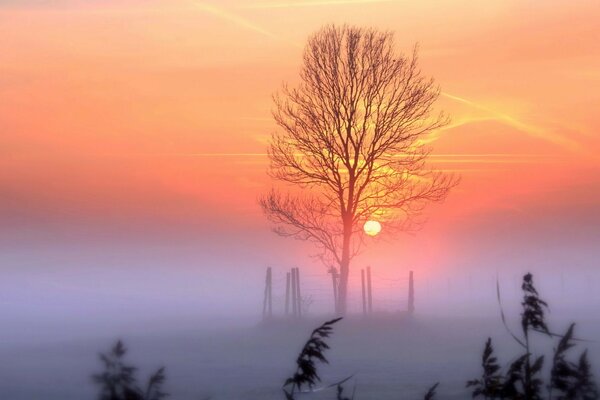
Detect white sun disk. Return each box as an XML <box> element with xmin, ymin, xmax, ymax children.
<box><xmin>363</xmin><ymin>220</ymin><xmax>382</xmax><ymax>236</ymax></box>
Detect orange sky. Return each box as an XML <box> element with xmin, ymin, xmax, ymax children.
<box><xmin>1</xmin><ymin>0</ymin><xmax>600</xmax><ymax>281</ymax></box>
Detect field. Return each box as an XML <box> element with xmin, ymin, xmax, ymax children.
<box><xmin>1</xmin><ymin>311</ymin><xmax>599</xmax><ymax>400</ymax></box>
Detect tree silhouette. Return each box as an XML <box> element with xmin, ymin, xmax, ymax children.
<box><xmin>260</xmin><ymin>24</ymin><xmax>457</xmax><ymax>314</ymax></box>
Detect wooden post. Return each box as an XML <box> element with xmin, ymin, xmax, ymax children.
<box><xmin>267</xmin><ymin>267</ymin><xmax>272</xmax><ymax>318</ymax></box>
<box><xmin>330</xmin><ymin>267</ymin><xmax>338</xmax><ymax>313</ymax></box>
<box><xmin>262</xmin><ymin>267</ymin><xmax>270</xmax><ymax>318</ymax></box>
<box><xmin>361</xmin><ymin>268</ymin><xmax>367</xmax><ymax>315</ymax></box>
<box><xmin>295</xmin><ymin>267</ymin><xmax>302</xmax><ymax>318</ymax></box>
<box><xmin>408</xmin><ymin>270</ymin><xmax>415</xmax><ymax>315</ymax></box>
<box><xmin>367</xmin><ymin>266</ymin><xmax>373</xmax><ymax>314</ymax></box>
<box><xmin>291</xmin><ymin>268</ymin><xmax>297</xmax><ymax>317</ymax></box>
<box><xmin>285</xmin><ymin>272</ymin><xmax>291</xmax><ymax>316</ymax></box>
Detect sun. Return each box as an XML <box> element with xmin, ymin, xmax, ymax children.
<box><xmin>363</xmin><ymin>220</ymin><xmax>382</xmax><ymax>236</ymax></box>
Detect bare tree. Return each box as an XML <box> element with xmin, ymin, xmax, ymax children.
<box><xmin>260</xmin><ymin>25</ymin><xmax>457</xmax><ymax>314</ymax></box>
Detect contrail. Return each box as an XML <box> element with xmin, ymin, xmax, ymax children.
<box><xmin>188</xmin><ymin>1</ymin><xmax>302</xmax><ymax>47</ymax></box>
<box><xmin>441</xmin><ymin>92</ymin><xmax>582</xmax><ymax>152</ymax></box>
<box><xmin>241</xmin><ymin>0</ymin><xmax>397</xmax><ymax>9</ymax></box>
<box><xmin>189</xmin><ymin>1</ymin><xmax>278</xmax><ymax>39</ymax></box>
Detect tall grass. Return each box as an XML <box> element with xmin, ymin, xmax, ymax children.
<box><xmin>93</xmin><ymin>340</ymin><xmax>167</xmax><ymax>400</ymax></box>
<box><xmin>467</xmin><ymin>273</ymin><xmax>598</xmax><ymax>400</ymax></box>
<box><xmin>91</xmin><ymin>273</ymin><xmax>597</xmax><ymax>400</ymax></box>
<box><xmin>282</xmin><ymin>317</ymin><xmax>343</xmax><ymax>399</ymax></box>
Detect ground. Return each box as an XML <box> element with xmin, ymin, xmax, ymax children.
<box><xmin>1</xmin><ymin>313</ymin><xmax>599</xmax><ymax>399</ymax></box>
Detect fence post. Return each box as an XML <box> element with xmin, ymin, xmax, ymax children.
<box><xmin>291</xmin><ymin>268</ymin><xmax>297</xmax><ymax>317</ymax></box>
<box><xmin>361</xmin><ymin>268</ymin><xmax>367</xmax><ymax>316</ymax></box>
<box><xmin>295</xmin><ymin>267</ymin><xmax>302</xmax><ymax>318</ymax></box>
<box><xmin>285</xmin><ymin>272</ymin><xmax>291</xmax><ymax>316</ymax></box>
<box><xmin>367</xmin><ymin>266</ymin><xmax>373</xmax><ymax>314</ymax></box>
<box><xmin>263</xmin><ymin>267</ymin><xmax>271</xmax><ymax>319</ymax></box>
<box><xmin>267</xmin><ymin>267</ymin><xmax>272</xmax><ymax>318</ymax></box>
<box><xmin>408</xmin><ymin>270</ymin><xmax>415</xmax><ymax>315</ymax></box>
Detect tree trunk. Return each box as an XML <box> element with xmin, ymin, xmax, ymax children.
<box><xmin>336</xmin><ymin>217</ymin><xmax>352</xmax><ymax>315</ymax></box>
<box><xmin>330</xmin><ymin>267</ymin><xmax>339</xmax><ymax>313</ymax></box>
<box><xmin>337</xmin><ymin>259</ymin><xmax>349</xmax><ymax>315</ymax></box>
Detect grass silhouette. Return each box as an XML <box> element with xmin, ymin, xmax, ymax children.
<box><xmin>467</xmin><ymin>273</ymin><xmax>598</xmax><ymax>400</ymax></box>
<box><xmin>93</xmin><ymin>340</ymin><xmax>167</xmax><ymax>400</ymax></box>
<box><xmin>91</xmin><ymin>273</ymin><xmax>598</xmax><ymax>400</ymax></box>
<box><xmin>282</xmin><ymin>317</ymin><xmax>345</xmax><ymax>399</ymax></box>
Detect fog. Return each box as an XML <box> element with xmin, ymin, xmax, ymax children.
<box><xmin>1</xmin><ymin>236</ymin><xmax>600</xmax><ymax>399</ymax></box>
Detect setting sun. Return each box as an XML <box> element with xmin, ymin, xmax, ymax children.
<box><xmin>363</xmin><ymin>220</ymin><xmax>382</xmax><ymax>236</ymax></box>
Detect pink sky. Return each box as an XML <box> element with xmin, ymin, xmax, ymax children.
<box><xmin>1</xmin><ymin>0</ymin><xmax>600</xmax><ymax>294</ymax></box>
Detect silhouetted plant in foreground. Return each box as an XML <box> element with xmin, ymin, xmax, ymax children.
<box><xmin>468</xmin><ymin>273</ymin><xmax>598</xmax><ymax>400</ymax></box>
<box><xmin>550</xmin><ymin>323</ymin><xmax>578</xmax><ymax>399</ymax></box>
<box><xmin>283</xmin><ymin>317</ymin><xmax>343</xmax><ymax>399</ymax></box>
<box><xmin>336</xmin><ymin>382</ymin><xmax>355</xmax><ymax>400</ymax></box>
<box><xmin>467</xmin><ymin>338</ymin><xmax>503</xmax><ymax>399</ymax></box>
<box><xmin>550</xmin><ymin>325</ymin><xmax>598</xmax><ymax>400</ymax></box>
<box><xmin>423</xmin><ymin>382</ymin><xmax>439</xmax><ymax>400</ymax></box>
<box><xmin>93</xmin><ymin>340</ymin><xmax>168</xmax><ymax>400</ymax></box>
<box><xmin>283</xmin><ymin>317</ymin><xmax>438</xmax><ymax>400</ymax></box>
